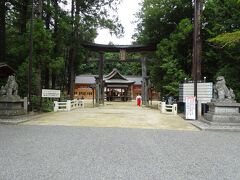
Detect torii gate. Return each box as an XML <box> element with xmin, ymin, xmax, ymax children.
<box><xmin>82</xmin><ymin>43</ymin><xmax>156</xmax><ymax>106</ymax></box>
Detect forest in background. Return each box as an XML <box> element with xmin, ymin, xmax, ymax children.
<box><xmin>134</xmin><ymin>0</ymin><xmax>240</xmax><ymax>100</ymax></box>
<box><xmin>0</xmin><ymin>0</ymin><xmax>239</xmax><ymax>111</ymax></box>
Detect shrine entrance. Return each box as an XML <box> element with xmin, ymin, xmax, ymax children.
<box><xmin>82</xmin><ymin>43</ymin><xmax>156</xmax><ymax>106</ymax></box>
<box><xmin>105</xmin><ymin>68</ymin><xmax>134</xmax><ymax>102</ymax></box>
<box><xmin>106</xmin><ymin>87</ymin><xmax>129</xmax><ymax>102</ymax></box>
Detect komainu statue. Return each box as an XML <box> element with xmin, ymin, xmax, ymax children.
<box><xmin>213</xmin><ymin>76</ymin><xmax>235</xmax><ymax>102</ymax></box>
<box><xmin>0</xmin><ymin>75</ymin><xmax>26</xmax><ymax>116</ymax></box>
<box><xmin>0</xmin><ymin>75</ymin><xmax>20</xmax><ymax>101</ymax></box>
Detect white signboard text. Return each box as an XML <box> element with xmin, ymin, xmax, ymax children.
<box><xmin>42</xmin><ymin>89</ymin><xmax>60</xmax><ymax>98</ymax></box>
<box><xmin>185</xmin><ymin>96</ymin><xmax>196</xmax><ymax>120</ymax></box>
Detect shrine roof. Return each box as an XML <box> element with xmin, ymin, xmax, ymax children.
<box><xmin>104</xmin><ymin>68</ymin><xmax>134</xmax><ymax>84</ymax></box>
<box><xmin>0</xmin><ymin>62</ymin><xmax>16</xmax><ymax>77</ymax></box>
<box><xmin>75</xmin><ymin>75</ymin><xmax>142</xmax><ymax>85</ymax></box>
<box><xmin>105</xmin><ymin>68</ymin><xmax>127</xmax><ymax>80</ymax></box>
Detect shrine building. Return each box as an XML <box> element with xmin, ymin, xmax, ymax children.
<box><xmin>74</xmin><ymin>68</ymin><xmax>158</xmax><ymax>101</ymax></box>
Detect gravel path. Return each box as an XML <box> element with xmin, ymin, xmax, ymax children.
<box><xmin>0</xmin><ymin>125</ymin><xmax>239</xmax><ymax>180</ymax></box>
<box><xmin>23</xmin><ymin>101</ymin><xmax>197</xmax><ymax>131</ymax></box>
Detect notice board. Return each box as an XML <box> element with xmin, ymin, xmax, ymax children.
<box><xmin>42</xmin><ymin>89</ymin><xmax>60</xmax><ymax>98</ymax></box>
<box><xmin>185</xmin><ymin>96</ymin><xmax>196</xmax><ymax>120</ymax></box>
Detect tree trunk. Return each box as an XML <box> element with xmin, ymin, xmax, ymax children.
<box><xmin>68</xmin><ymin>47</ymin><xmax>76</xmax><ymax>99</ymax></box>
<box><xmin>45</xmin><ymin>0</ymin><xmax>51</xmax><ymax>29</ymax></box>
<box><xmin>36</xmin><ymin>0</ymin><xmax>43</xmax><ymax>110</ymax></box>
<box><xmin>52</xmin><ymin>0</ymin><xmax>59</xmax><ymax>89</ymax></box>
<box><xmin>192</xmin><ymin>0</ymin><xmax>202</xmax><ymax>81</ymax></box>
<box><xmin>68</xmin><ymin>0</ymin><xmax>80</xmax><ymax>100</ymax></box>
<box><xmin>35</xmin><ymin>62</ymin><xmax>42</xmax><ymax>111</ymax></box>
<box><xmin>0</xmin><ymin>0</ymin><xmax>6</xmax><ymax>62</ymax></box>
<box><xmin>19</xmin><ymin>0</ymin><xmax>29</xmax><ymax>34</ymax></box>
<box><xmin>44</xmin><ymin>66</ymin><xmax>50</xmax><ymax>89</ymax></box>
<box><xmin>36</xmin><ymin>0</ymin><xmax>43</xmax><ymax>18</ymax></box>
<box><xmin>44</xmin><ymin>0</ymin><xmax>51</xmax><ymax>89</ymax></box>
<box><xmin>68</xmin><ymin>0</ymin><xmax>76</xmax><ymax>99</ymax></box>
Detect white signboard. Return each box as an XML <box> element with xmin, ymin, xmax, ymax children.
<box><xmin>185</xmin><ymin>96</ymin><xmax>196</xmax><ymax>120</ymax></box>
<box><xmin>179</xmin><ymin>82</ymin><xmax>213</xmax><ymax>103</ymax></box>
<box><xmin>42</xmin><ymin>89</ymin><xmax>60</xmax><ymax>98</ymax></box>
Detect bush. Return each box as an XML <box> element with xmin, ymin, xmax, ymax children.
<box><xmin>31</xmin><ymin>95</ymin><xmax>53</xmax><ymax>112</ymax></box>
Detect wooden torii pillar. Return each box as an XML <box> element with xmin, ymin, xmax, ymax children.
<box><xmin>94</xmin><ymin>76</ymin><xmax>100</xmax><ymax>106</ymax></box>
<box><xmin>141</xmin><ymin>57</ymin><xmax>149</xmax><ymax>106</ymax></box>
<box><xmin>98</xmin><ymin>52</ymin><xmax>105</xmax><ymax>105</ymax></box>
<box><xmin>81</xmin><ymin>43</ymin><xmax>156</xmax><ymax>107</ymax></box>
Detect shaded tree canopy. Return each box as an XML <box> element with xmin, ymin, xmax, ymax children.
<box><xmin>134</xmin><ymin>0</ymin><xmax>240</xmax><ymax>100</ymax></box>
<box><xmin>2</xmin><ymin>0</ymin><xmax>124</xmax><ymax>110</ymax></box>
<box><xmin>1</xmin><ymin>0</ymin><xmax>240</xmax><ymax>108</ymax></box>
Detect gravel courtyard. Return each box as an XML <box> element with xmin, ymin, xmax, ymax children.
<box><xmin>0</xmin><ymin>102</ymin><xmax>239</xmax><ymax>179</ymax></box>
<box><xmin>23</xmin><ymin>101</ymin><xmax>198</xmax><ymax>131</ymax></box>
<box><xmin>0</xmin><ymin>125</ymin><xmax>239</xmax><ymax>180</ymax></box>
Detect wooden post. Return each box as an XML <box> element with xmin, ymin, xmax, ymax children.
<box><xmin>192</xmin><ymin>0</ymin><xmax>202</xmax><ymax>119</ymax></box>
<box><xmin>28</xmin><ymin>0</ymin><xmax>34</xmax><ymax>112</ymax></box>
<box><xmin>54</xmin><ymin>101</ymin><xmax>58</xmax><ymax>112</ymax></box>
<box><xmin>99</xmin><ymin>52</ymin><xmax>104</xmax><ymax>105</ymax></box>
<box><xmin>145</xmin><ymin>76</ymin><xmax>149</xmax><ymax>106</ymax></box>
<box><xmin>161</xmin><ymin>101</ymin><xmax>166</xmax><ymax>113</ymax></box>
<box><xmin>92</xmin><ymin>87</ymin><xmax>95</xmax><ymax>107</ymax></box>
<box><xmin>66</xmin><ymin>100</ymin><xmax>71</xmax><ymax>111</ymax></box>
<box><xmin>95</xmin><ymin>76</ymin><xmax>100</xmax><ymax>106</ymax></box>
<box><xmin>141</xmin><ymin>57</ymin><xmax>149</xmax><ymax>106</ymax></box>
<box><xmin>173</xmin><ymin>104</ymin><xmax>178</xmax><ymax>115</ymax></box>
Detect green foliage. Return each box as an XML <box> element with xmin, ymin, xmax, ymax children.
<box><xmin>208</xmin><ymin>30</ymin><xmax>240</xmax><ymax>47</ymax></box>
<box><xmin>6</xmin><ymin>25</ymin><xmax>29</xmax><ymax>69</ymax></box>
<box><xmin>41</xmin><ymin>99</ymin><xmax>54</xmax><ymax>112</ymax></box>
<box><xmin>78</xmin><ymin>60</ymin><xmax>142</xmax><ymax>76</ymax></box>
<box><xmin>31</xmin><ymin>95</ymin><xmax>53</xmax><ymax>112</ymax></box>
<box><xmin>134</xmin><ymin>0</ymin><xmax>240</xmax><ymax>101</ymax></box>
<box><xmin>16</xmin><ymin>61</ymin><xmax>30</xmax><ymax>97</ymax></box>
<box><xmin>78</xmin><ymin>63</ymin><xmax>99</xmax><ymax>75</ymax></box>
<box><xmin>32</xmin><ymin>19</ymin><xmax>54</xmax><ymax>66</ymax></box>
<box><xmin>104</xmin><ymin>52</ymin><xmax>142</xmax><ymax>75</ymax></box>
<box><xmin>75</xmin><ymin>0</ymin><xmax>124</xmax><ymax>37</ymax></box>
<box><xmin>3</xmin><ymin>0</ymin><xmax>240</xmax><ymax>106</ymax></box>
<box><xmin>134</xmin><ymin>0</ymin><xmax>192</xmax><ymax>43</ymax></box>
<box><xmin>3</xmin><ymin>0</ymin><xmax>125</xmax><ymax>109</ymax></box>
<box><xmin>77</xmin><ymin>51</ymin><xmax>143</xmax><ymax>76</ymax></box>
<box><xmin>150</xmin><ymin>18</ymin><xmax>192</xmax><ymax>96</ymax></box>
<box><xmin>31</xmin><ymin>95</ymin><xmax>40</xmax><ymax>112</ymax></box>
<box><xmin>49</xmin><ymin>57</ymin><xmax>65</xmax><ymax>74</ymax></box>
<box><xmin>203</xmin><ymin>0</ymin><xmax>240</xmax><ymax>38</ymax></box>
<box><xmin>202</xmin><ymin>0</ymin><xmax>240</xmax><ymax>100</ymax></box>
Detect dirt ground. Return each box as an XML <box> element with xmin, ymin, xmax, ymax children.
<box><xmin>23</xmin><ymin>100</ymin><xmax>198</xmax><ymax>131</ymax></box>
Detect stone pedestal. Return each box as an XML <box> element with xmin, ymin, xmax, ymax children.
<box><xmin>204</xmin><ymin>102</ymin><xmax>240</xmax><ymax>125</ymax></box>
<box><xmin>0</xmin><ymin>96</ymin><xmax>27</xmax><ymax>117</ymax></box>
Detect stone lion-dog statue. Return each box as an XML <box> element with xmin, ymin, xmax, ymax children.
<box><xmin>0</xmin><ymin>75</ymin><xmax>18</xmax><ymax>96</ymax></box>
<box><xmin>213</xmin><ymin>76</ymin><xmax>235</xmax><ymax>102</ymax></box>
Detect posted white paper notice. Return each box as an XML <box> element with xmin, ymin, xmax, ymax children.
<box><xmin>42</xmin><ymin>89</ymin><xmax>60</xmax><ymax>98</ymax></box>
<box><xmin>185</xmin><ymin>96</ymin><xmax>196</xmax><ymax>120</ymax></box>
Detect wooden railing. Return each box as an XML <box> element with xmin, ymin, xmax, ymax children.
<box><xmin>54</xmin><ymin>99</ymin><xmax>84</xmax><ymax>112</ymax></box>
<box><xmin>158</xmin><ymin>101</ymin><xmax>177</xmax><ymax>115</ymax></box>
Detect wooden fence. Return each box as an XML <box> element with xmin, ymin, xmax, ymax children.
<box><xmin>54</xmin><ymin>99</ymin><xmax>84</xmax><ymax>112</ymax></box>
<box><xmin>158</xmin><ymin>101</ymin><xmax>177</xmax><ymax>115</ymax></box>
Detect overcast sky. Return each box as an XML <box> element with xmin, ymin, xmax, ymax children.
<box><xmin>62</xmin><ymin>0</ymin><xmax>142</xmax><ymax>45</ymax></box>
<box><xmin>95</xmin><ymin>0</ymin><xmax>143</xmax><ymax>45</ymax></box>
